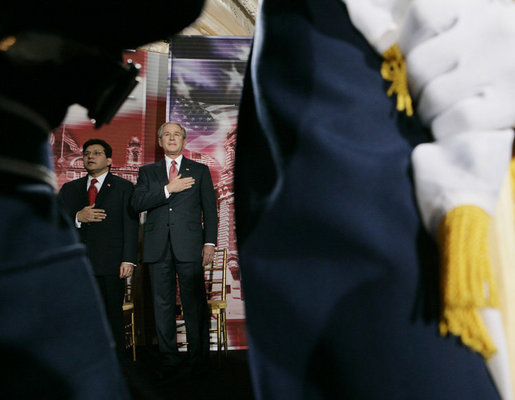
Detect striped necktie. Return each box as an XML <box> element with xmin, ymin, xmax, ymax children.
<box><xmin>88</xmin><ymin>178</ymin><xmax>98</xmax><ymax>205</ymax></box>
<box><xmin>169</xmin><ymin>160</ymin><xmax>178</xmax><ymax>182</ymax></box>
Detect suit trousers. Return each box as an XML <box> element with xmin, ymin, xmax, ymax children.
<box><xmin>95</xmin><ymin>275</ymin><xmax>125</xmax><ymax>362</ymax></box>
<box><xmin>149</xmin><ymin>237</ymin><xmax>209</xmax><ymax>366</ymax></box>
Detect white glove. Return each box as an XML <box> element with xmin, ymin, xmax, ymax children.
<box><xmin>411</xmin><ymin>130</ymin><xmax>513</xmax><ymax>233</ymax></box>
<box><xmin>395</xmin><ymin>0</ymin><xmax>515</xmax><ymax>233</ymax></box>
<box><xmin>398</xmin><ymin>0</ymin><xmax>515</xmax><ymax>139</ymax></box>
<box><xmin>398</xmin><ymin>4</ymin><xmax>515</xmax><ymax>398</ymax></box>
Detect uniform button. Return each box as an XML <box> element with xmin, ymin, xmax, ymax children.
<box><xmin>169</xmin><ymin>208</ymin><xmax>172</xmax><ymax>211</ymax></box>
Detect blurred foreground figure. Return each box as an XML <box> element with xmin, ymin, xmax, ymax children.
<box><xmin>0</xmin><ymin>1</ymin><xmax>204</xmax><ymax>398</ymax></box>
<box><xmin>235</xmin><ymin>0</ymin><xmax>514</xmax><ymax>399</ymax></box>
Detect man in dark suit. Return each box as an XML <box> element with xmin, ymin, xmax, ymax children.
<box><xmin>58</xmin><ymin>138</ymin><xmax>139</xmax><ymax>364</ymax></box>
<box><xmin>131</xmin><ymin>122</ymin><xmax>218</xmax><ymax>375</ymax></box>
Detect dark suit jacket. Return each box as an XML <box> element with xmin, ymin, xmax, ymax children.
<box><xmin>58</xmin><ymin>172</ymin><xmax>139</xmax><ymax>276</ymax></box>
<box><xmin>131</xmin><ymin>157</ymin><xmax>217</xmax><ymax>263</ymax></box>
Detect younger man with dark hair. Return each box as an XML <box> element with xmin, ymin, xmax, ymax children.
<box><xmin>58</xmin><ymin>138</ymin><xmax>139</xmax><ymax>364</ymax></box>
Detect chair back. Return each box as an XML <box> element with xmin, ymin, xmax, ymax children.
<box><xmin>122</xmin><ymin>275</ymin><xmax>136</xmax><ymax>361</ymax></box>
<box><xmin>205</xmin><ymin>248</ymin><xmax>227</xmax><ymax>303</ymax></box>
<box><xmin>124</xmin><ymin>276</ymin><xmax>134</xmax><ymax>304</ymax></box>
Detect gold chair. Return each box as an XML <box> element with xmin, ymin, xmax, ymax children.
<box><xmin>123</xmin><ymin>276</ymin><xmax>136</xmax><ymax>361</ymax></box>
<box><xmin>206</xmin><ymin>247</ymin><xmax>228</xmax><ymax>365</ymax></box>
<box><xmin>176</xmin><ymin>247</ymin><xmax>228</xmax><ymax>365</ymax></box>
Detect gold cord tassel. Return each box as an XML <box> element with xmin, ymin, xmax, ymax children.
<box><xmin>437</xmin><ymin>205</ymin><xmax>499</xmax><ymax>359</ymax></box>
<box><xmin>381</xmin><ymin>44</ymin><xmax>413</xmax><ymax>117</ymax></box>
<box><xmin>0</xmin><ymin>36</ymin><xmax>16</xmax><ymax>52</ymax></box>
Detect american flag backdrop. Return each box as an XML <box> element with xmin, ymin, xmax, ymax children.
<box><xmin>169</xmin><ymin>36</ymin><xmax>252</xmax><ymax>349</ymax></box>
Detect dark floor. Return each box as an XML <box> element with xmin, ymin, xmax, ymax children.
<box><xmin>123</xmin><ymin>346</ymin><xmax>255</xmax><ymax>400</ymax></box>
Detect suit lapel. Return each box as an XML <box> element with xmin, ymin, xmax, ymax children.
<box><xmin>80</xmin><ymin>176</ymin><xmax>90</xmax><ymax>205</ymax></box>
<box><xmin>180</xmin><ymin>157</ymin><xmax>192</xmax><ymax>177</ymax></box>
<box><xmin>169</xmin><ymin>157</ymin><xmax>192</xmax><ymax>204</ymax></box>
<box><xmin>94</xmin><ymin>172</ymin><xmax>113</xmax><ymax>206</ymax></box>
<box><xmin>157</xmin><ymin>159</ymin><xmax>168</xmax><ymax>184</ymax></box>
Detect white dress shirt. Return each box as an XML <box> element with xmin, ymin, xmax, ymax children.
<box><xmin>75</xmin><ymin>171</ymin><xmax>109</xmax><ymax>228</ymax></box>
<box><xmin>164</xmin><ymin>154</ymin><xmax>183</xmax><ymax>198</ymax></box>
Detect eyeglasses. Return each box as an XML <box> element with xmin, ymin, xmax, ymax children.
<box><xmin>83</xmin><ymin>150</ymin><xmax>105</xmax><ymax>157</ymax></box>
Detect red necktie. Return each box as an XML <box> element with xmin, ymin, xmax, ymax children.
<box><xmin>88</xmin><ymin>178</ymin><xmax>98</xmax><ymax>205</ymax></box>
<box><xmin>169</xmin><ymin>160</ymin><xmax>178</xmax><ymax>182</ymax></box>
